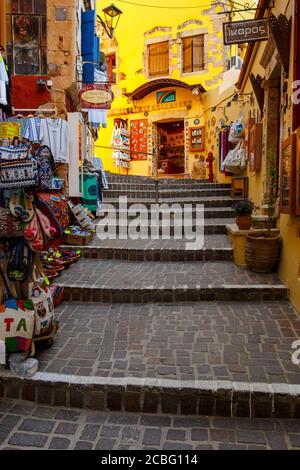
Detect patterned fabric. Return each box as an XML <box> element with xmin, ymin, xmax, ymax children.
<box><xmin>38</xmin><ymin>192</ymin><xmax>69</xmax><ymax>229</ymax></box>
<box><xmin>35</xmin><ymin>145</ymin><xmax>55</xmax><ymax>191</ymax></box>
<box><xmin>0</xmin><ymin>208</ymin><xmax>24</xmax><ymax>238</ymax></box>
<box><xmin>0</xmin><ymin>139</ymin><xmax>29</xmax><ymax>161</ymax></box>
<box><xmin>83</xmin><ymin>173</ymin><xmax>98</xmax><ymax>212</ymax></box>
<box><xmin>0</xmin><ymin>159</ymin><xmax>39</xmax><ymax>189</ymax></box>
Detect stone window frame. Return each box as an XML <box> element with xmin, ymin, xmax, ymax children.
<box><xmin>177</xmin><ymin>28</ymin><xmax>209</xmax><ymax>78</ymax></box>
<box><xmin>144</xmin><ymin>35</ymin><xmax>173</xmax><ymax>80</ymax></box>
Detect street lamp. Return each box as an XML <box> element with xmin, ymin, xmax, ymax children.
<box><xmin>97</xmin><ymin>4</ymin><xmax>123</xmax><ymax>39</ymax></box>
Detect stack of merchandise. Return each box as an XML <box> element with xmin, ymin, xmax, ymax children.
<box><xmin>111</xmin><ymin>121</ymin><xmax>131</xmax><ymax>169</ymax></box>
<box><xmin>63</xmin><ymin>201</ymin><xmax>96</xmax><ymax>246</ymax></box>
<box><xmin>0</xmin><ymin>134</ymin><xmax>73</xmax><ymax>373</ymax></box>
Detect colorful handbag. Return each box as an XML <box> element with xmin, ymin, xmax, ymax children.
<box><xmin>0</xmin><ymin>159</ymin><xmax>39</xmax><ymax>189</ymax></box>
<box><xmin>38</xmin><ymin>192</ymin><xmax>70</xmax><ymax>229</ymax></box>
<box><xmin>0</xmin><ymin>265</ymin><xmax>35</xmax><ymax>353</ymax></box>
<box><xmin>34</xmin><ymin>145</ymin><xmax>55</xmax><ymax>191</ymax></box>
<box><xmin>0</xmin><ymin>137</ymin><xmax>30</xmax><ymax>162</ymax></box>
<box><xmin>0</xmin><ymin>207</ymin><xmax>24</xmax><ymax>238</ymax></box>
<box><xmin>7</xmin><ymin>239</ymin><xmax>33</xmax><ymax>282</ymax></box>
<box><xmin>31</xmin><ymin>282</ymin><xmax>55</xmax><ymax>336</ymax></box>
<box><xmin>34</xmin><ymin>196</ymin><xmax>63</xmax><ymax>250</ymax></box>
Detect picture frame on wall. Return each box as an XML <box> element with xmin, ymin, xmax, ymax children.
<box><xmin>189</xmin><ymin>126</ymin><xmax>205</xmax><ymax>152</ymax></box>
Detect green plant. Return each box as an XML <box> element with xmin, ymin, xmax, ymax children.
<box><xmin>264</xmin><ymin>150</ymin><xmax>279</xmax><ymax>231</ymax></box>
<box><xmin>232</xmin><ymin>199</ymin><xmax>256</xmax><ymax>216</ymax></box>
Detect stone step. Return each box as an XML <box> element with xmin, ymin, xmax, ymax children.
<box><xmin>97</xmin><ymin>204</ymin><xmax>235</xmax><ymax>215</ymax></box>
<box><xmin>1</xmin><ymin>370</ymin><xmax>299</xmax><ymax>419</ymax></box>
<box><xmin>106</xmin><ymin>189</ymin><xmax>232</xmax><ymax>199</ymax></box>
<box><xmin>62</xmin><ymin>235</ymin><xmax>233</xmax><ymax>262</ymax></box>
<box><xmin>95</xmin><ymin>221</ymin><xmax>231</xmax><ymax>238</ymax></box>
<box><xmin>1</xmin><ymin>300</ymin><xmax>299</xmax><ymax>418</ymax></box>
<box><xmin>57</xmin><ymin>259</ymin><xmax>288</xmax><ymax>303</ymax></box>
<box><xmin>102</xmin><ymin>198</ymin><xmax>238</xmax><ymax>209</ymax></box>
<box><xmin>107</xmin><ymin>182</ymin><xmax>231</xmax><ymax>190</ymax></box>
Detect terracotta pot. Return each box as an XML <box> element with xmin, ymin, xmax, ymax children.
<box><xmin>246</xmin><ymin>232</ymin><xmax>281</xmax><ymax>273</ymax></box>
<box><xmin>236</xmin><ymin>215</ymin><xmax>252</xmax><ymax>230</ymax></box>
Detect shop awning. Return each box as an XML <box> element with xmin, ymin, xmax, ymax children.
<box><xmin>126</xmin><ymin>79</ymin><xmax>206</xmax><ymax>101</ymax></box>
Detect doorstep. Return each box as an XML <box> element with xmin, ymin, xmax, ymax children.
<box><xmin>1</xmin><ymin>370</ymin><xmax>300</xmax><ymax>419</ymax></box>
<box><xmin>226</xmin><ymin>225</ymin><xmax>280</xmax><ymax>267</ymax></box>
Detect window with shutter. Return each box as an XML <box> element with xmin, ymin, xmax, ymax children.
<box><xmin>148</xmin><ymin>42</ymin><xmax>169</xmax><ymax>78</ymax></box>
<box><xmin>182</xmin><ymin>35</ymin><xmax>204</xmax><ymax>73</ymax></box>
<box><xmin>81</xmin><ymin>9</ymin><xmax>97</xmax><ymax>83</ymax></box>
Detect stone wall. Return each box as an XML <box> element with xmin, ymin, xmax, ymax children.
<box><xmin>47</xmin><ymin>0</ymin><xmax>80</xmax><ymax>115</ymax></box>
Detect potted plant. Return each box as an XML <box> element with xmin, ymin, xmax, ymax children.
<box><xmin>245</xmin><ymin>151</ymin><xmax>281</xmax><ymax>273</ymax></box>
<box><xmin>232</xmin><ymin>199</ymin><xmax>256</xmax><ymax>230</ymax></box>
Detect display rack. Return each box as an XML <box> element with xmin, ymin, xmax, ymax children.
<box><xmin>111</xmin><ymin>118</ymin><xmax>131</xmax><ymax>170</ymax></box>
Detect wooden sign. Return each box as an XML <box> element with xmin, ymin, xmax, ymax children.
<box><xmin>189</xmin><ymin>126</ymin><xmax>205</xmax><ymax>152</ymax></box>
<box><xmin>223</xmin><ymin>19</ymin><xmax>270</xmax><ymax>45</ymax></box>
<box><xmin>80</xmin><ymin>84</ymin><xmax>113</xmax><ymax>109</ymax></box>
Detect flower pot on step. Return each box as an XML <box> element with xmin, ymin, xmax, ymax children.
<box><xmin>246</xmin><ymin>232</ymin><xmax>281</xmax><ymax>273</ymax></box>
<box><xmin>236</xmin><ymin>215</ymin><xmax>252</xmax><ymax>231</ymax></box>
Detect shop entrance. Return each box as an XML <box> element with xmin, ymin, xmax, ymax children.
<box><xmin>157</xmin><ymin>120</ymin><xmax>185</xmax><ymax>176</ymax></box>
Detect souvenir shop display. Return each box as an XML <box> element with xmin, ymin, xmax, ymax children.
<box><xmin>0</xmin><ymin>130</ymin><xmax>76</xmax><ymax>370</ymax></box>
<box><xmin>111</xmin><ymin>119</ymin><xmax>131</xmax><ymax>169</ymax></box>
<box><xmin>130</xmin><ymin>119</ymin><xmax>148</xmax><ymax>161</ymax></box>
<box><xmin>63</xmin><ymin>225</ymin><xmax>94</xmax><ymax>246</ymax></box>
<box><xmin>68</xmin><ymin>200</ymin><xmax>95</xmax><ymax>231</ymax></box>
<box><xmin>83</xmin><ymin>158</ymin><xmax>108</xmax><ymax>211</ymax></box>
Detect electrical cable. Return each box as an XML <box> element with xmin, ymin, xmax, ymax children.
<box><xmin>115</xmin><ymin>0</ymin><xmax>222</xmax><ymax>10</ymax></box>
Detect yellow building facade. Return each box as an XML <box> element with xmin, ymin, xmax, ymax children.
<box><xmin>96</xmin><ymin>0</ymin><xmax>241</xmax><ymax>177</ymax></box>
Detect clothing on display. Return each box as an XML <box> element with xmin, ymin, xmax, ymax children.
<box><xmin>219</xmin><ymin>127</ymin><xmax>235</xmax><ymax>173</ymax></box>
<box><xmin>82</xmin><ymin>109</ymin><xmax>108</xmax><ymax>129</ymax></box>
<box><xmin>40</xmin><ymin>118</ymin><xmax>70</xmax><ymax>163</ymax></box>
<box><xmin>23</xmin><ymin>117</ymin><xmax>42</xmax><ymax>142</ymax></box>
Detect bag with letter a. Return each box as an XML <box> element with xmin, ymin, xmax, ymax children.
<box><xmin>0</xmin><ymin>266</ymin><xmax>35</xmax><ymax>353</ymax></box>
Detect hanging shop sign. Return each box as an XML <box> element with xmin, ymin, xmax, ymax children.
<box><xmin>80</xmin><ymin>84</ymin><xmax>114</xmax><ymax>109</ymax></box>
<box><xmin>223</xmin><ymin>19</ymin><xmax>270</xmax><ymax>45</ymax></box>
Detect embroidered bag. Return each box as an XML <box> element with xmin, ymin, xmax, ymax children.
<box><xmin>0</xmin><ymin>137</ymin><xmax>30</xmax><ymax>162</ymax></box>
<box><xmin>0</xmin><ymin>207</ymin><xmax>24</xmax><ymax>238</ymax></box>
<box><xmin>35</xmin><ymin>145</ymin><xmax>55</xmax><ymax>191</ymax></box>
<box><xmin>38</xmin><ymin>192</ymin><xmax>70</xmax><ymax>229</ymax></box>
<box><xmin>0</xmin><ymin>265</ymin><xmax>35</xmax><ymax>353</ymax></box>
<box><xmin>0</xmin><ymin>159</ymin><xmax>39</xmax><ymax>189</ymax></box>
<box><xmin>31</xmin><ymin>282</ymin><xmax>55</xmax><ymax>336</ymax></box>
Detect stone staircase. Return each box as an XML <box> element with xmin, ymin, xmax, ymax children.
<box><xmin>1</xmin><ymin>174</ymin><xmax>300</xmax><ymax>419</ymax></box>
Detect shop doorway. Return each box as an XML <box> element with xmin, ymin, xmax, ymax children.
<box><xmin>157</xmin><ymin>120</ymin><xmax>185</xmax><ymax>176</ymax></box>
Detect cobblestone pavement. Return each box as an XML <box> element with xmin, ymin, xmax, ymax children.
<box><xmin>1</xmin><ymin>399</ymin><xmax>300</xmax><ymax>450</ymax></box>
<box><xmin>34</xmin><ymin>301</ymin><xmax>300</xmax><ymax>384</ymax></box>
<box><xmin>57</xmin><ymin>260</ymin><xmax>284</xmax><ymax>289</ymax></box>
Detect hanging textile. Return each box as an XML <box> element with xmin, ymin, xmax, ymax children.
<box><xmin>83</xmin><ymin>173</ymin><xmax>98</xmax><ymax>212</ymax></box>
<box><xmin>39</xmin><ymin>118</ymin><xmax>70</xmax><ymax>163</ymax></box>
<box><xmin>23</xmin><ymin>117</ymin><xmax>42</xmax><ymax>142</ymax></box>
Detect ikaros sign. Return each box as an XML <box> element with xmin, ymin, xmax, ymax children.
<box><xmin>223</xmin><ymin>18</ymin><xmax>270</xmax><ymax>45</ymax></box>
